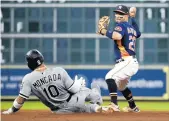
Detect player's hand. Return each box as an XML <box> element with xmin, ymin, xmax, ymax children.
<box><xmin>74</xmin><ymin>75</ymin><xmax>86</xmax><ymax>87</ymax></box>
<box><xmin>2</xmin><ymin>108</ymin><xmax>13</xmax><ymax>114</ymax></box>
<box><xmin>129</xmin><ymin>7</ymin><xmax>136</xmax><ymax>18</ymax></box>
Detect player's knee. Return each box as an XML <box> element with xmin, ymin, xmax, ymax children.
<box><xmin>106</xmin><ymin>79</ymin><xmax>116</xmax><ymax>86</ymax></box>
<box><xmin>105</xmin><ymin>79</ymin><xmax>118</xmax><ymax>94</ymax></box>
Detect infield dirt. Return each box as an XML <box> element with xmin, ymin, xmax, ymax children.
<box><xmin>1</xmin><ymin>110</ymin><xmax>169</xmax><ymax>121</ymax></box>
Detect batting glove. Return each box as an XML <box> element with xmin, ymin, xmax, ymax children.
<box><xmin>74</xmin><ymin>75</ymin><xmax>86</xmax><ymax>87</ymax></box>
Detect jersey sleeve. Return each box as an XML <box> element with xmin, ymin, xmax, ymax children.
<box><xmin>61</xmin><ymin>68</ymin><xmax>81</xmax><ymax>93</ymax></box>
<box><xmin>113</xmin><ymin>23</ymin><xmax>125</xmax><ymax>36</ymax></box>
<box><xmin>130</xmin><ymin>18</ymin><xmax>141</xmax><ymax>38</ymax></box>
<box><xmin>19</xmin><ymin>74</ymin><xmax>32</xmax><ymax>99</ymax></box>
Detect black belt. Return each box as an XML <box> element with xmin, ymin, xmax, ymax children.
<box><xmin>116</xmin><ymin>58</ymin><xmax>125</xmax><ymax>63</ymax></box>
<box><xmin>66</xmin><ymin>94</ymin><xmax>72</xmax><ymax>102</ymax></box>
<box><xmin>132</xmin><ymin>55</ymin><xmax>136</xmax><ymax>58</ymax></box>
<box><xmin>116</xmin><ymin>55</ymin><xmax>136</xmax><ymax>64</ymax></box>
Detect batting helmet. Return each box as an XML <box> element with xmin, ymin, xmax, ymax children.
<box><xmin>26</xmin><ymin>49</ymin><xmax>44</xmax><ymax>70</ymax></box>
<box><xmin>113</xmin><ymin>5</ymin><xmax>129</xmax><ymax>15</ymax></box>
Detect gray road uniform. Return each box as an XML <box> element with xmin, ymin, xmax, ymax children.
<box><xmin>19</xmin><ymin>67</ymin><xmax>102</xmax><ymax>113</ymax></box>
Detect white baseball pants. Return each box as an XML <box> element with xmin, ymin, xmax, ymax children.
<box><xmin>105</xmin><ymin>56</ymin><xmax>139</xmax><ymax>91</ymax></box>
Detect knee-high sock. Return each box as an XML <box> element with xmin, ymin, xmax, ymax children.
<box><xmin>121</xmin><ymin>87</ymin><xmax>136</xmax><ymax>109</ymax></box>
<box><xmin>106</xmin><ymin>79</ymin><xmax>118</xmax><ymax>105</ymax></box>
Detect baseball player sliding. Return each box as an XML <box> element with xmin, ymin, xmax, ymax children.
<box><xmin>2</xmin><ymin>49</ymin><xmax>111</xmax><ymax>114</ymax></box>
<box><xmin>97</xmin><ymin>5</ymin><xmax>141</xmax><ymax>112</ymax></box>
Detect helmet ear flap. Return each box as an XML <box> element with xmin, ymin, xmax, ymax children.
<box><xmin>27</xmin><ymin>61</ymin><xmax>35</xmax><ymax>70</ymax></box>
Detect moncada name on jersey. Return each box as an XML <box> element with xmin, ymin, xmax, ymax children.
<box><xmin>33</xmin><ymin>74</ymin><xmax>61</xmax><ymax>89</ymax></box>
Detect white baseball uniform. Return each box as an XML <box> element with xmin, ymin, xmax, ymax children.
<box><xmin>19</xmin><ymin>67</ymin><xmax>102</xmax><ymax>113</ymax></box>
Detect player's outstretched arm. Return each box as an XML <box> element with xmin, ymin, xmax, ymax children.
<box><xmin>2</xmin><ymin>74</ymin><xmax>31</xmax><ymax>114</ymax></box>
<box><xmin>2</xmin><ymin>96</ymin><xmax>26</xmax><ymax>114</ymax></box>
<box><xmin>129</xmin><ymin>7</ymin><xmax>141</xmax><ymax>38</ymax></box>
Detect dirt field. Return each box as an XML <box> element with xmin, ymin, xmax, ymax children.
<box><xmin>1</xmin><ymin>110</ymin><xmax>169</xmax><ymax>121</ymax></box>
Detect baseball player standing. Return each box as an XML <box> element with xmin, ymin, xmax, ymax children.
<box><xmin>2</xmin><ymin>49</ymin><xmax>110</xmax><ymax>114</ymax></box>
<box><xmin>97</xmin><ymin>5</ymin><xmax>141</xmax><ymax>112</ymax></box>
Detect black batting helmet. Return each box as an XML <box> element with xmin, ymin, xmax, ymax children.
<box><xmin>26</xmin><ymin>49</ymin><xmax>44</xmax><ymax>70</ymax></box>
<box><xmin>114</xmin><ymin>5</ymin><xmax>129</xmax><ymax>15</ymax></box>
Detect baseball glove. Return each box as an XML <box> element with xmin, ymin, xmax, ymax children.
<box><xmin>97</xmin><ymin>16</ymin><xmax>110</xmax><ymax>34</ymax></box>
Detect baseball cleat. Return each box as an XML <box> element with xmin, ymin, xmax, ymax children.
<box><xmin>108</xmin><ymin>103</ymin><xmax>120</xmax><ymax>112</ymax></box>
<box><xmin>122</xmin><ymin>106</ymin><xmax>140</xmax><ymax>113</ymax></box>
<box><xmin>95</xmin><ymin>106</ymin><xmax>114</xmax><ymax>113</ymax></box>
<box><xmin>102</xmin><ymin>106</ymin><xmax>115</xmax><ymax>113</ymax></box>
<box><xmin>95</xmin><ymin>106</ymin><xmax>102</xmax><ymax>113</ymax></box>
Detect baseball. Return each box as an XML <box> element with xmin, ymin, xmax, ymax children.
<box><xmin>129</xmin><ymin>7</ymin><xmax>137</xmax><ymax>17</ymax></box>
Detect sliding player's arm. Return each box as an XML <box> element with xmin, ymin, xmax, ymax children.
<box><xmin>2</xmin><ymin>96</ymin><xmax>26</xmax><ymax>114</ymax></box>
<box><xmin>2</xmin><ymin>75</ymin><xmax>31</xmax><ymax>114</ymax></box>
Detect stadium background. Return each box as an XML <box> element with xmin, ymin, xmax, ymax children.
<box><xmin>1</xmin><ymin>0</ymin><xmax>169</xmax><ymax>112</ymax></box>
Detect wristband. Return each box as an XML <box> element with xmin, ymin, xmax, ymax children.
<box><xmin>12</xmin><ymin>99</ymin><xmax>23</xmax><ymax>112</ymax></box>
<box><xmin>12</xmin><ymin>106</ymin><xmax>20</xmax><ymax>113</ymax></box>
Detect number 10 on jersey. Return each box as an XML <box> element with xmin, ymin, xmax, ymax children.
<box><xmin>43</xmin><ymin>85</ymin><xmax>59</xmax><ymax>99</ymax></box>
